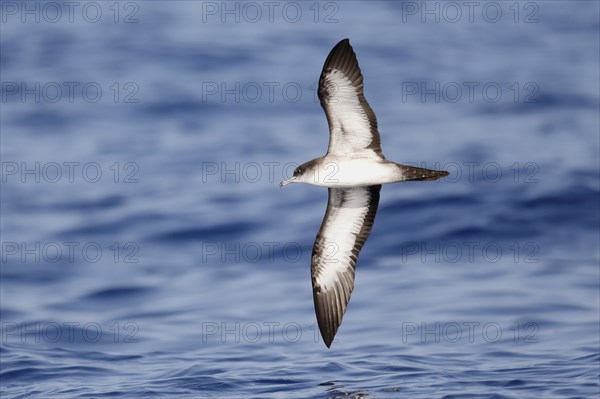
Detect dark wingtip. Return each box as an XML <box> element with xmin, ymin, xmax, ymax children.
<box><xmin>322</xmin><ymin>38</ymin><xmax>360</xmax><ymax>80</ymax></box>
<box><xmin>332</xmin><ymin>38</ymin><xmax>351</xmax><ymax>50</ymax></box>
<box><xmin>315</xmin><ymin>308</ymin><xmax>337</xmax><ymax>348</ymax></box>
<box><xmin>319</xmin><ymin>321</ymin><xmax>335</xmax><ymax>348</ymax></box>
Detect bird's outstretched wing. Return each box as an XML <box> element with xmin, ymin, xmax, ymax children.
<box><xmin>311</xmin><ymin>185</ymin><xmax>381</xmax><ymax>347</ymax></box>
<box><xmin>318</xmin><ymin>38</ymin><xmax>384</xmax><ymax>158</ymax></box>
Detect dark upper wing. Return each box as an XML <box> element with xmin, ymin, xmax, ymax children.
<box><xmin>318</xmin><ymin>39</ymin><xmax>384</xmax><ymax>158</ymax></box>
<box><xmin>311</xmin><ymin>185</ymin><xmax>381</xmax><ymax>347</ymax></box>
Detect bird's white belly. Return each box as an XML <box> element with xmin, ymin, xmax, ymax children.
<box><xmin>308</xmin><ymin>158</ymin><xmax>399</xmax><ymax>187</ymax></box>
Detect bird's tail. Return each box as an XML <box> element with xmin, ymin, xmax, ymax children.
<box><xmin>396</xmin><ymin>164</ymin><xmax>449</xmax><ymax>181</ymax></box>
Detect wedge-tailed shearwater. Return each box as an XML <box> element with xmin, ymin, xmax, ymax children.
<box><xmin>281</xmin><ymin>38</ymin><xmax>449</xmax><ymax>347</ymax></box>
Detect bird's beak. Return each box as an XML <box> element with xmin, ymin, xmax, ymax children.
<box><xmin>280</xmin><ymin>177</ymin><xmax>297</xmax><ymax>188</ymax></box>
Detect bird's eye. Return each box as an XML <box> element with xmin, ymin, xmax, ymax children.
<box><xmin>294</xmin><ymin>168</ymin><xmax>301</xmax><ymax>176</ymax></box>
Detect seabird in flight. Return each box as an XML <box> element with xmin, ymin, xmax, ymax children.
<box><xmin>281</xmin><ymin>38</ymin><xmax>449</xmax><ymax>347</ymax></box>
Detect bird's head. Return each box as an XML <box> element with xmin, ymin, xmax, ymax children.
<box><xmin>280</xmin><ymin>161</ymin><xmax>316</xmax><ymax>187</ymax></box>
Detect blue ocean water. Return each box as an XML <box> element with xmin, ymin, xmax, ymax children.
<box><xmin>1</xmin><ymin>1</ymin><xmax>599</xmax><ymax>398</ymax></box>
